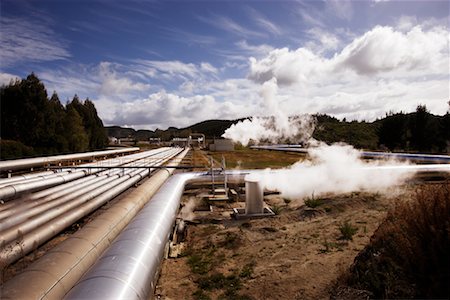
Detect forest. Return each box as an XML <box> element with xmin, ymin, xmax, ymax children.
<box><xmin>1</xmin><ymin>73</ymin><xmax>108</xmax><ymax>159</ymax></box>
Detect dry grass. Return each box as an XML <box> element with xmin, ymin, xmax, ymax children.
<box><xmin>206</xmin><ymin>148</ymin><xmax>305</xmax><ymax>169</ymax></box>
<box><xmin>344</xmin><ymin>182</ymin><xmax>450</xmax><ymax>299</ymax></box>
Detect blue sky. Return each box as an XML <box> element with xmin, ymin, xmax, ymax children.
<box><xmin>1</xmin><ymin>0</ymin><xmax>449</xmax><ymax>130</ymax></box>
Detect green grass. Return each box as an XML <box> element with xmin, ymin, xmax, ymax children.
<box><xmin>338</xmin><ymin>221</ymin><xmax>358</xmax><ymax>241</ymax></box>
<box><xmin>239</xmin><ymin>262</ymin><xmax>255</xmax><ymax>278</ymax></box>
<box><xmin>304</xmin><ymin>194</ymin><xmax>322</xmax><ymax>208</ymax></box>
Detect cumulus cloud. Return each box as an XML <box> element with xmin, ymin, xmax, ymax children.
<box><xmin>249</xmin><ymin>24</ymin><xmax>448</xmax><ymax>84</ymax></box>
<box><xmin>248</xmin><ymin>47</ymin><xmax>329</xmax><ymax>86</ymax></box>
<box><xmin>106</xmin><ymin>91</ymin><xmax>247</xmax><ymax>129</ymax></box>
<box><xmin>305</xmin><ymin>27</ymin><xmax>341</xmax><ymax>53</ymax></box>
<box><xmin>337</xmin><ymin>25</ymin><xmax>448</xmax><ymax>75</ymax></box>
<box><xmin>0</xmin><ymin>17</ymin><xmax>70</xmax><ymax>67</ymax></box>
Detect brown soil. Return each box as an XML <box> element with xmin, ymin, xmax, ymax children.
<box><xmin>155</xmin><ymin>188</ymin><xmax>410</xmax><ymax>300</ymax></box>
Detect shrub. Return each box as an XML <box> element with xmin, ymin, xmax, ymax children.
<box><xmin>339</xmin><ymin>221</ymin><xmax>358</xmax><ymax>241</ymax></box>
<box><xmin>346</xmin><ymin>183</ymin><xmax>450</xmax><ymax>299</ymax></box>
<box><xmin>239</xmin><ymin>262</ymin><xmax>255</xmax><ymax>278</ymax></box>
<box><xmin>304</xmin><ymin>194</ymin><xmax>322</xmax><ymax>208</ymax></box>
<box><xmin>271</xmin><ymin>204</ymin><xmax>283</xmax><ymax>215</ymax></box>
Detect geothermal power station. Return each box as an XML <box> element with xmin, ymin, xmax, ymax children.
<box><xmin>0</xmin><ymin>145</ymin><xmax>449</xmax><ymax>299</ymax></box>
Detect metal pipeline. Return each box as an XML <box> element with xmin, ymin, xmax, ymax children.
<box><xmin>0</xmin><ymin>148</ymin><xmax>177</xmax><ymax>225</ymax></box>
<box><xmin>250</xmin><ymin>145</ymin><xmax>450</xmax><ymax>163</ymax></box>
<box><xmin>0</xmin><ymin>171</ymin><xmax>56</xmax><ymax>187</ymax></box>
<box><xmin>0</xmin><ymin>148</ymin><xmax>183</xmax><ymax>265</ymax></box>
<box><xmin>0</xmin><ymin>149</ymin><xmax>190</xmax><ymax>300</ymax></box>
<box><xmin>0</xmin><ymin>149</ymin><xmax>179</xmax><ymax>232</ymax></box>
<box><xmin>0</xmin><ymin>147</ymin><xmax>140</xmax><ymax>172</ymax></box>
<box><xmin>65</xmin><ymin>170</ymin><xmax>248</xmax><ymax>300</ymax></box>
<box><xmin>0</xmin><ymin>148</ymin><xmax>170</xmax><ymax>201</ymax></box>
<box><xmin>26</xmin><ymin>147</ymin><xmax>172</xmax><ymax>201</ymax></box>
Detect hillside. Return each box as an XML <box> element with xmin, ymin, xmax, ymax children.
<box><xmin>106</xmin><ymin>108</ymin><xmax>449</xmax><ymax>153</ymax></box>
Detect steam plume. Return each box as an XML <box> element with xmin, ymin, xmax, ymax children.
<box><xmin>246</xmin><ymin>143</ymin><xmax>412</xmax><ymax>199</ymax></box>
<box><xmin>223</xmin><ymin>78</ymin><xmax>414</xmax><ymax>198</ymax></box>
<box><xmin>223</xmin><ymin>78</ymin><xmax>315</xmax><ymax>146</ymax></box>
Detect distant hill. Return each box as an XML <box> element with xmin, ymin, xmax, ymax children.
<box><xmin>105</xmin><ymin>118</ymin><xmax>246</xmax><ymax>140</ymax></box>
<box><xmin>183</xmin><ymin>118</ymin><xmax>246</xmax><ymax>137</ymax></box>
<box><xmin>106</xmin><ymin>107</ymin><xmax>449</xmax><ymax>153</ymax></box>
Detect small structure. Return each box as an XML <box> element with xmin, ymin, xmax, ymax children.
<box><xmin>232</xmin><ymin>179</ymin><xmax>275</xmax><ymax>219</ymax></box>
<box><xmin>209</xmin><ymin>138</ymin><xmax>234</xmax><ymax>151</ymax></box>
<box><xmin>172</xmin><ymin>137</ymin><xmax>191</xmax><ymax>147</ymax></box>
<box><xmin>190</xmin><ymin>133</ymin><xmax>206</xmax><ymax>148</ymax></box>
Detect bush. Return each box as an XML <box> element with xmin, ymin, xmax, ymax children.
<box><xmin>304</xmin><ymin>194</ymin><xmax>322</xmax><ymax>208</ymax></box>
<box><xmin>0</xmin><ymin>139</ymin><xmax>35</xmax><ymax>159</ymax></box>
<box><xmin>346</xmin><ymin>183</ymin><xmax>450</xmax><ymax>299</ymax></box>
<box><xmin>339</xmin><ymin>221</ymin><xmax>358</xmax><ymax>241</ymax></box>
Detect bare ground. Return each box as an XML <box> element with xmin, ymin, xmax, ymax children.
<box><xmin>155</xmin><ymin>187</ymin><xmax>410</xmax><ymax>300</ymax></box>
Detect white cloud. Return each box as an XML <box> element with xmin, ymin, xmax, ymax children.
<box><xmin>247</xmin><ymin>7</ymin><xmax>282</xmax><ymax>36</ymax></box>
<box><xmin>326</xmin><ymin>0</ymin><xmax>353</xmax><ymax>21</ymax></box>
<box><xmin>305</xmin><ymin>27</ymin><xmax>341</xmax><ymax>54</ymax></box>
<box><xmin>247</xmin><ymin>24</ymin><xmax>449</xmax><ymax>120</ymax></box>
<box><xmin>98</xmin><ymin>62</ymin><xmax>150</xmax><ymax>96</ymax></box>
<box><xmin>249</xmin><ymin>25</ymin><xmax>448</xmax><ymax>83</ymax></box>
<box><xmin>200</xmin><ymin>62</ymin><xmax>218</xmax><ymax>74</ymax></box>
<box><xmin>337</xmin><ymin>25</ymin><xmax>448</xmax><ymax>75</ymax></box>
<box><xmin>395</xmin><ymin>15</ymin><xmax>418</xmax><ymax>31</ymax></box>
<box><xmin>236</xmin><ymin>40</ymin><xmax>274</xmax><ymax>57</ymax></box>
<box><xmin>0</xmin><ymin>72</ymin><xmax>20</xmax><ymax>86</ymax></box>
<box><xmin>198</xmin><ymin>15</ymin><xmax>265</xmax><ymax>38</ymax></box>
<box><xmin>0</xmin><ymin>17</ymin><xmax>70</xmax><ymax>67</ymax></box>
<box><xmin>106</xmin><ymin>91</ymin><xmax>248</xmax><ymax>129</ymax></box>
<box><xmin>134</xmin><ymin>60</ymin><xmax>199</xmax><ymax>78</ymax></box>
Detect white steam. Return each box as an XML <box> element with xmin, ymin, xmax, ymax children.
<box><xmin>222</xmin><ymin>78</ymin><xmax>315</xmax><ymax>146</ymax></box>
<box><xmin>223</xmin><ymin>77</ymin><xmax>414</xmax><ymax>198</ymax></box>
<box><xmin>179</xmin><ymin>197</ymin><xmax>197</xmax><ymax>221</ymax></box>
<box><xmin>246</xmin><ymin>143</ymin><xmax>412</xmax><ymax>199</ymax></box>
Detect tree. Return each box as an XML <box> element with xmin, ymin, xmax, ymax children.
<box><xmin>410</xmin><ymin>105</ymin><xmax>437</xmax><ymax>152</ymax></box>
<box><xmin>64</xmin><ymin>106</ymin><xmax>89</xmax><ymax>152</ymax></box>
<box><xmin>378</xmin><ymin>112</ymin><xmax>408</xmax><ymax>151</ymax></box>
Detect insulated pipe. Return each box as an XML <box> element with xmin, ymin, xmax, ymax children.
<box><xmin>250</xmin><ymin>145</ymin><xmax>450</xmax><ymax>163</ymax></box>
<box><xmin>0</xmin><ymin>149</ymin><xmax>170</xmax><ymax>221</ymax></box>
<box><xmin>65</xmin><ymin>171</ymin><xmax>248</xmax><ymax>300</ymax></box>
<box><xmin>0</xmin><ymin>148</ymin><xmax>184</xmax><ymax>265</ymax></box>
<box><xmin>0</xmin><ymin>149</ymin><xmax>190</xmax><ymax>300</ymax></box>
<box><xmin>27</xmin><ymin>147</ymin><xmax>172</xmax><ymax>201</ymax></box>
<box><xmin>0</xmin><ymin>148</ymin><xmax>180</xmax><ymax>246</ymax></box>
<box><xmin>0</xmin><ymin>148</ymin><xmax>179</xmax><ymax>230</ymax></box>
<box><xmin>0</xmin><ymin>171</ymin><xmax>89</xmax><ymax>201</ymax></box>
<box><xmin>0</xmin><ymin>147</ymin><xmax>171</xmax><ymax>201</ymax></box>
<box><xmin>0</xmin><ymin>147</ymin><xmax>140</xmax><ymax>172</ymax></box>
<box><xmin>0</xmin><ymin>148</ymin><xmax>176</xmax><ymax>223</ymax></box>
<box><xmin>0</xmin><ymin>171</ymin><xmax>55</xmax><ymax>186</ymax></box>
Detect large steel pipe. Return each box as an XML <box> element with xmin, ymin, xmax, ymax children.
<box><xmin>0</xmin><ymin>149</ymin><xmax>178</xmax><ymax>231</ymax></box>
<box><xmin>0</xmin><ymin>148</ymin><xmax>181</xmax><ymax>251</ymax></box>
<box><xmin>0</xmin><ymin>147</ymin><xmax>140</xmax><ymax>172</ymax></box>
<box><xmin>0</xmin><ymin>147</ymin><xmax>171</xmax><ymax>201</ymax></box>
<box><xmin>65</xmin><ymin>171</ymin><xmax>238</xmax><ymax>299</ymax></box>
<box><xmin>0</xmin><ymin>149</ymin><xmax>190</xmax><ymax>300</ymax></box>
<box><xmin>0</xmin><ymin>171</ymin><xmax>55</xmax><ymax>187</ymax></box>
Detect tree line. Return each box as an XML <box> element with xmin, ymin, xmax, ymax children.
<box><xmin>1</xmin><ymin>73</ymin><xmax>108</xmax><ymax>159</ymax></box>
<box><xmin>314</xmin><ymin>104</ymin><xmax>449</xmax><ymax>153</ymax></box>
